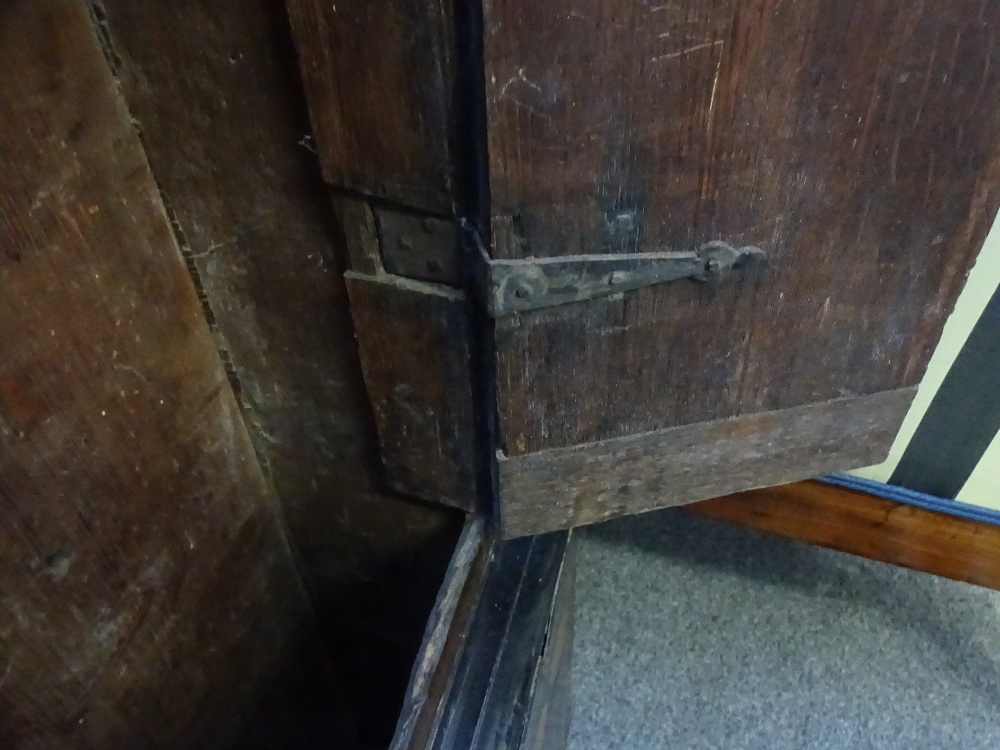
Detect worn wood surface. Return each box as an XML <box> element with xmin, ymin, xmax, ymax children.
<box><xmin>77</xmin><ymin>2</ymin><xmax>467</xmax><ymax>744</ymax></box>
<box><xmin>690</xmin><ymin>480</ymin><xmax>1000</xmax><ymax>590</ymax></box>
<box><xmin>521</xmin><ymin>537</ymin><xmax>574</xmax><ymax>750</ymax></box>
<box><xmin>390</xmin><ymin>519</ymin><xmax>493</xmax><ymax>750</ymax></box>
<box><xmin>286</xmin><ymin>0</ymin><xmax>458</xmax><ymax>213</ymax></box>
<box><xmin>422</xmin><ymin>531</ymin><xmax>572</xmax><ymax>750</ymax></box>
<box><xmin>346</xmin><ymin>272</ymin><xmax>479</xmax><ymax>510</ymax></box>
<box><xmin>334</xmin><ymin>194</ymin><xmax>383</xmax><ymax>276</ymax></box>
<box><xmin>0</xmin><ymin>2</ymin><xmax>311</xmax><ymax>747</ymax></box>
<box><xmin>484</xmin><ymin>0</ymin><xmax>1000</xmax><ymax>455</ymax></box>
<box><xmin>498</xmin><ymin>388</ymin><xmax>915</xmax><ymax>537</ymax></box>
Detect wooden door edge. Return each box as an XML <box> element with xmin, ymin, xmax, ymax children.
<box><xmin>688</xmin><ymin>478</ymin><xmax>1000</xmax><ymax>590</ymax></box>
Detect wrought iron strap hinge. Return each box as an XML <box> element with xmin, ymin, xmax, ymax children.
<box><xmin>481</xmin><ymin>240</ymin><xmax>767</xmax><ymax>316</ymax></box>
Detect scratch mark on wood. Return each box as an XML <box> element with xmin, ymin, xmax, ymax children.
<box><xmin>651</xmin><ymin>39</ymin><xmax>723</xmax><ymax>62</ymax></box>
<box><xmin>499</xmin><ymin>67</ymin><xmax>542</xmax><ymax>98</ymax></box>
<box><xmin>914</xmin><ymin>28</ymin><xmax>939</xmax><ymax>127</ymax></box>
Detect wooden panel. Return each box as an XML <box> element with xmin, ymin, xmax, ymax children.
<box><xmin>690</xmin><ymin>480</ymin><xmax>1000</xmax><ymax>590</ymax></box>
<box><xmin>286</xmin><ymin>0</ymin><xmax>458</xmax><ymax>213</ymax></box>
<box><xmin>346</xmin><ymin>273</ymin><xmax>479</xmax><ymax>510</ymax></box>
<box><xmin>484</xmin><ymin>0</ymin><xmax>1000</xmax><ymax>453</ymax></box>
<box><xmin>499</xmin><ymin>388</ymin><xmax>914</xmax><ymax>537</ymax></box>
<box><xmin>84</xmin><ymin>2</ymin><xmax>466</xmax><ymax>744</ymax></box>
<box><xmin>0</xmin><ymin>2</ymin><xmax>310</xmax><ymax>747</ymax></box>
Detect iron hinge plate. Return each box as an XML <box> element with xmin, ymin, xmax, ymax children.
<box><xmin>483</xmin><ymin>241</ymin><xmax>766</xmax><ymax>316</ymax></box>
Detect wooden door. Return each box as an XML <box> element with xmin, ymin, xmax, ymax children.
<box><xmin>286</xmin><ymin>1</ymin><xmax>1000</xmax><ymax>537</ymax></box>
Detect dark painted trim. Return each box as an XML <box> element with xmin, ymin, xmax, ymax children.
<box><xmin>823</xmin><ymin>474</ymin><xmax>1000</xmax><ymax>527</ymax></box>
<box><xmin>889</xmin><ymin>284</ymin><xmax>1000</xmax><ymax>498</ymax></box>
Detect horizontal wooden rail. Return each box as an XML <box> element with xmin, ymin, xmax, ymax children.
<box><xmin>688</xmin><ymin>480</ymin><xmax>1000</xmax><ymax>590</ymax></box>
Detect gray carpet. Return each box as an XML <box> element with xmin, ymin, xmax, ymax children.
<box><xmin>570</xmin><ymin>509</ymin><xmax>1000</xmax><ymax>750</ymax></box>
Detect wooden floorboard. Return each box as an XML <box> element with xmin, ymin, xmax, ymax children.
<box><xmin>688</xmin><ymin>480</ymin><xmax>1000</xmax><ymax>591</ymax></box>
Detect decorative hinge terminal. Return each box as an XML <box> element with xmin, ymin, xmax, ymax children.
<box><xmin>483</xmin><ymin>241</ymin><xmax>766</xmax><ymax>316</ymax></box>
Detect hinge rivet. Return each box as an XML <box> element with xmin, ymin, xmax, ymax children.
<box><xmin>513</xmin><ymin>282</ymin><xmax>533</xmax><ymax>300</ymax></box>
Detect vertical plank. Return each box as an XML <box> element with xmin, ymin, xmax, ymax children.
<box><xmin>345</xmin><ymin>273</ymin><xmax>479</xmax><ymax>510</ymax></box>
<box><xmin>0</xmin><ymin>1</ymin><xmax>309</xmax><ymax>747</ymax></box>
<box><xmin>483</xmin><ymin>0</ymin><xmax>1000</xmax><ymax>453</ymax></box>
<box><xmin>285</xmin><ymin>0</ymin><xmax>458</xmax><ymax>213</ymax></box>
<box><xmin>94</xmin><ymin>1</ymin><xmax>466</xmax><ymax>742</ymax></box>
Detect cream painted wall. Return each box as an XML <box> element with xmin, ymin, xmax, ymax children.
<box><xmin>850</xmin><ymin>212</ymin><xmax>1000</xmax><ymax>505</ymax></box>
<box><xmin>957</xmin><ymin>434</ymin><xmax>1000</xmax><ymax>509</ymax></box>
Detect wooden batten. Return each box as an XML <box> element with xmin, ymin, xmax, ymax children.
<box><xmin>498</xmin><ymin>388</ymin><xmax>915</xmax><ymax>537</ymax></box>
<box><xmin>345</xmin><ymin>272</ymin><xmax>479</xmax><ymax>511</ymax></box>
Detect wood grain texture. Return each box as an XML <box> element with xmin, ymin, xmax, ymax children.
<box><xmin>521</xmin><ymin>537</ymin><xmax>574</xmax><ymax>750</ymax></box>
<box><xmin>484</xmin><ymin>0</ymin><xmax>1000</xmax><ymax>454</ymax></box>
<box><xmin>498</xmin><ymin>388</ymin><xmax>915</xmax><ymax>537</ymax></box>
<box><xmin>421</xmin><ymin>531</ymin><xmax>571</xmax><ymax>750</ymax></box>
<box><xmin>390</xmin><ymin>519</ymin><xmax>493</xmax><ymax>750</ymax></box>
<box><xmin>689</xmin><ymin>480</ymin><xmax>1000</xmax><ymax>590</ymax></box>
<box><xmin>0</xmin><ymin>2</ymin><xmax>309</xmax><ymax>747</ymax></box>
<box><xmin>81</xmin><ymin>2</ymin><xmax>466</xmax><ymax>744</ymax></box>
<box><xmin>334</xmin><ymin>194</ymin><xmax>382</xmax><ymax>275</ymax></box>
<box><xmin>346</xmin><ymin>272</ymin><xmax>478</xmax><ymax>510</ymax></box>
<box><xmin>286</xmin><ymin>0</ymin><xmax>457</xmax><ymax>213</ymax></box>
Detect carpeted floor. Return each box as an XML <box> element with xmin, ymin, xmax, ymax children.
<box><xmin>570</xmin><ymin>508</ymin><xmax>1000</xmax><ymax>750</ymax></box>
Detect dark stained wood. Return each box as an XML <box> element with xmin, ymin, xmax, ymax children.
<box><xmin>483</xmin><ymin>0</ymin><xmax>1000</xmax><ymax>455</ymax></box>
<box><xmin>286</xmin><ymin>0</ymin><xmax>458</xmax><ymax>213</ymax></box>
<box><xmin>391</xmin><ymin>518</ymin><xmax>493</xmax><ymax>750</ymax></box>
<box><xmin>0</xmin><ymin>2</ymin><xmax>311</xmax><ymax>747</ymax></box>
<box><xmin>86</xmin><ymin>2</ymin><xmax>466</xmax><ymax>743</ymax></box>
<box><xmin>521</xmin><ymin>536</ymin><xmax>574</xmax><ymax>750</ymax></box>
<box><xmin>689</xmin><ymin>480</ymin><xmax>1000</xmax><ymax>591</ymax></box>
<box><xmin>411</xmin><ymin>530</ymin><xmax>572</xmax><ymax>750</ymax></box>
<box><xmin>498</xmin><ymin>388</ymin><xmax>915</xmax><ymax>537</ymax></box>
<box><xmin>346</xmin><ymin>272</ymin><xmax>479</xmax><ymax>510</ymax></box>
<box><xmin>334</xmin><ymin>194</ymin><xmax>383</xmax><ymax>276</ymax></box>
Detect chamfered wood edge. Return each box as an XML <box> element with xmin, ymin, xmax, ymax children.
<box><xmin>392</xmin><ymin>527</ymin><xmax>573</xmax><ymax>750</ymax></box>
<box><xmin>688</xmin><ymin>479</ymin><xmax>1000</xmax><ymax>591</ymax></box>
<box><xmin>498</xmin><ymin>387</ymin><xmax>916</xmax><ymax>538</ymax></box>
<box><xmin>520</xmin><ymin>533</ymin><xmax>575</xmax><ymax>750</ymax></box>
<box><xmin>389</xmin><ymin>516</ymin><xmax>490</xmax><ymax>750</ymax></box>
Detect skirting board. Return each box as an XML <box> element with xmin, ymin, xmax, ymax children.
<box><xmin>688</xmin><ymin>478</ymin><xmax>1000</xmax><ymax>590</ymax></box>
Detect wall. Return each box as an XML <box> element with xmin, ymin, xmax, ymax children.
<box><xmin>0</xmin><ymin>1</ymin><xmax>464</xmax><ymax>747</ymax></box>
<box><xmin>0</xmin><ymin>2</ymin><xmax>314</xmax><ymax>747</ymax></box>
<box><xmin>852</xmin><ymin>211</ymin><xmax>1000</xmax><ymax>509</ymax></box>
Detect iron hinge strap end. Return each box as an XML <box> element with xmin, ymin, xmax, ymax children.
<box><xmin>483</xmin><ymin>241</ymin><xmax>766</xmax><ymax>316</ymax></box>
